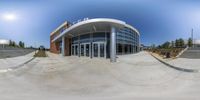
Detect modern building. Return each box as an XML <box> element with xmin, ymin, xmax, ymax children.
<box><xmin>50</xmin><ymin>18</ymin><xmax>140</xmax><ymax>62</ymax></box>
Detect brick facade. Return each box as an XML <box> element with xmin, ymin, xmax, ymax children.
<box><xmin>50</xmin><ymin>22</ymin><xmax>71</xmax><ymax>55</ymax></box>
<box><xmin>64</xmin><ymin>37</ymin><xmax>71</xmax><ymax>56</ymax></box>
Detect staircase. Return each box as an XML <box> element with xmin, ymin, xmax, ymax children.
<box><xmin>179</xmin><ymin>47</ymin><xmax>200</xmax><ymax>59</ymax></box>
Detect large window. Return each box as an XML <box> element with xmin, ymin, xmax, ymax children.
<box><xmin>116</xmin><ymin>27</ymin><xmax>139</xmax><ymax>55</ymax></box>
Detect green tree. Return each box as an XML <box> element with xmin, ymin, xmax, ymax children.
<box><xmin>179</xmin><ymin>38</ymin><xmax>185</xmax><ymax>47</ymax></box>
<box><xmin>171</xmin><ymin>41</ymin><xmax>175</xmax><ymax>48</ymax></box>
<box><xmin>188</xmin><ymin>38</ymin><xmax>193</xmax><ymax>47</ymax></box>
<box><xmin>151</xmin><ymin>44</ymin><xmax>156</xmax><ymax>49</ymax></box>
<box><xmin>9</xmin><ymin>40</ymin><xmax>12</xmax><ymax>46</ymax></box>
<box><xmin>22</xmin><ymin>42</ymin><xmax>25</xmax><ymax>48</ymax></box>
<box><xmin>18</xmin><ymin>41</ymin><xmax>25</xmax><ymax>48</ymax></box>
<box><xmin>12</xmin><ymin>41</ymin><xmax>16</xmax><ymax>47</ymax></box>
<box><xmin>161</xmin><ymin>41</ymin><xmax>170</xmax><ymax>49</ymax></box>
<box><xmin>175</xmin><ymin>38</ymin><xmax>185</xmax><ymax>48</ymax></box>
<box><xmin>175</xmin><ymin>39</ymin><xmax>179</xmax><ymax>47</ymax></box>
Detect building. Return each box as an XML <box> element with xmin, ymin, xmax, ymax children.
<box><xmin>50</xmin><ymin>18</ymin><xmax>140</xmax><ymax>62</ymax></box>
<box><xmin>193</xmin><ymin>39</ymin><xmax>200</xmax><ymax>48</ymax></box>
<box><xmin>0</xmin><ymin>39</ymin><xmax>9</xmax><ymax>49</ymax></box>
<box><xmin>184</xmin><ymin>39</ymin><xmax>200</xmax><ymax>48</ymax></box>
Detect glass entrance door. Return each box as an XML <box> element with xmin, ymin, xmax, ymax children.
<box><xmin>75</xmin><ymin>45</ymin><xmax>78</xmax><ymax>56</ymax></box>
<box><xmin>93</xmin><ymin>43</ymin><xmax>98</xmax><ymax>57</ymax></box>
<box><xmin>93</xmin><ymin>42</ymin><xmax>106</xmax><ymax>58</ymax></box>
<box><xmin>86</xmin><ymin>44</ymin><xmax>90</xmax><ymax>57</ymax></box>
<box><xmin>71</xmin><ymin>45</ymin><xmax>74</xmax><ymax>55</ymax></box>
<box><xmin>100</xmin><ymin>43</ymin><xmax>105</xmax><ymax>57</ymax></box>
<box><xmin>80</xmin><ymin>44</ymin><xmax>84</xmax><ymax>56</ymax></box>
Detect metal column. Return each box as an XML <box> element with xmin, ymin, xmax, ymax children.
<box><xmin>62</xmin><ymin>36</ymin><xmax>65</xmax><ymax>56</ymax></box>
<box><xmin>110</xmin><ymin>26</ymin><xmax>116</xmax><ymax>62</ymax></box>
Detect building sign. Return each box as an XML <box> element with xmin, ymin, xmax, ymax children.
<box><xmin>72</xmin><ymin>18</ymin><xmax>89</xmax><ymax>25</ymax></box>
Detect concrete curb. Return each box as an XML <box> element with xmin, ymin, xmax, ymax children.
<box><xmin>149</xmin><ymin>52</ymin><xmax>198</xmax><ymax>73</ymax></box>
<box><xmin>0</xmin><ymin>57</ymin><xmax>35</xmax><ymax>73</ymax></box>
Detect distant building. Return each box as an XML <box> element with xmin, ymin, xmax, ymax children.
<box><xmin>0</xmin><ymin>39</ymin><xmax>9</xmax><ymax>48</ymax></box>
<box><xmin>193</xmin><ymin>39</ymin><xmax>200</xmax><ymax>48</ymax></box>
<box><xmin>50</xmin><ymin>18</ymin><xmax>140</xmax><ymax>62</ymax></box>
<box><xmin>184</xmin><ymin>39</ymin><xmax>200</xmax><ymax>48</ymax></box>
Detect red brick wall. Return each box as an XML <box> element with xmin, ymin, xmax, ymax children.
<box><xmin>50</xmin><ymin>35</ymin><xmax>60</xmax><ymax>54</ymax></box>
<box><xmin>64</xmin><ymin>37</ymin><xmax>71</xmax><ymax>56</ymax></box>
<box><xmin>50</xmin><ymin>22</ymin><xmax>71</xmax><ymax>54</ymax></box>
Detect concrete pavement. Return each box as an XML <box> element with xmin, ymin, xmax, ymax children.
<box><xmin>0</xmin><ymin>51</ymin><xmax>200</xmax><ymax>100</ymax></box>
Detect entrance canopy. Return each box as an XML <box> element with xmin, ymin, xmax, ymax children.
<box><xmin>52</xmin><ymin>18</ymin><xmax>139</xmax><ymax>42</ymax></box>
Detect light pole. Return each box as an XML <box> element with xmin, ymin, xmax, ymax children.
<box><xmin>35</xmin><ymin>42</ymin><xmax>37</xmax><ymax>55</ymax></box>
<box><xmin>191</xmin><ymin>29</ymin><xmax>194</xmax><ymax>48</ymax></box>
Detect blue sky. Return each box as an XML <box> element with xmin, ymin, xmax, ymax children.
<box><xmin>0</xmin><ymin>0</ymin><xmax>200</xmax><ymax>48</ymax></box>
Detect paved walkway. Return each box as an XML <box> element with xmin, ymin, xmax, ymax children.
<box><xmin>0</xmin><ymin>51</ymin><xmax>199</xmax><ymax>100</ymax></box>
<box><xmin>167</xmin><ymin>58</ymin><xmax>200</xmax><ymax>70</ymax></box>
<box><xmin>151</xmin><ymin>51</ymin><xmax>200</xmax><ymax>71</ymax></box>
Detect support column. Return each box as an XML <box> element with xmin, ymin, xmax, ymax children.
<box><xmin>78</xmin><ymin>34</ymin><xmax>80</xmax><ymax>57</ymax></box>
<box><xmin>110</xmin><ymin>26</ymin><xmax>116</xmax><ymax>62</ymax></box>
<box><xmin>62</xmin><ymin>36</ymin><xmax>65</xmax><ymax>56</ymax></box>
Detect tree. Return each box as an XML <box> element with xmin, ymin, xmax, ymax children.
<box><xmin>22</xmin><ymin>42</ymin><xmax>25</xmax><ymax>48</ymax></box>
<box><xmin>179</xmin><ymin>38</ymin><xmax>185</xmax><ymax>47</ymax></box>
<box><xmin>161</xmin><ymin>41</ymin><xmax>170</xmax><ymax>49</ymax></box>
<box><xmin>188</xmin><ymin>38</ymin><xmax>193</xmax><ymax>47</ymax></box>
<box><xmin>175</xmin><ymin>39</ymin><xmax>179</xmax><ymax>47</ymax></box>
<box><xmin>151</xmin><ymin>44</ymin><xmax>156</xmax><ymax>49</ymax></box>
<box><xmin>18</xmin><ymin>41</ymin><xmax>25</xmax><ymax>48</ymax></box>
<box><xmin>12</xmin><ymin>41</ymin><xmax>16</xmax><ymax>47</ymax></box>
<box><xmin>9</xmin><ymin>40</ymin><xmax>13</xmax><ymax>46</ymax></box>
<box><xmin>157</xmin><ymin>45</ymin><xmax>162</xmax><ymax>49</ymax></box>
<box><xmin>171</xmin><ymin>41</ymin><xmax>175</xmax><ymax>48</ymax></box>
<box><xmin>19</xmin><ymin>41</ymin><xmax>22</xmax><ymax>48</ymax></box>
<box><xmin>175</xmin><ymin>38</ymin><xmax>185</xmax><ymax>48</ymax></box>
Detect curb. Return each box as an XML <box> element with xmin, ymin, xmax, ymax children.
<box><xmin>0</xmin><ymin>57</ymin><xmax>35</xmax><ymax>73</ymax></box>
<box><xmin>149</xmin><ymin>52</ymin><xmax>198</xmax><ymax>73</ymax></box>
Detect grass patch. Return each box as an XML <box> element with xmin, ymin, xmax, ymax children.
<box><xmin>34</xmin><ymin>50</ymin><xmax>47</xmax><ymax>57</ymax></box>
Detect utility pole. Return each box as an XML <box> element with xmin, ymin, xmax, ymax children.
<box><xmin>191</xmin><ymin>28</ymin><xmax>194</xmax><ymax>48</ymax></box>
<box><xmin>35</xmin><ymin>42</ymin><xmax>37</xmax><ymax>55</ymax></box>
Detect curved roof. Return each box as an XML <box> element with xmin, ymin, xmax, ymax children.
<box><xmin>52</xmin><ymin>18</ymin><xmax>140</xmax><ymax>42</ymax></box>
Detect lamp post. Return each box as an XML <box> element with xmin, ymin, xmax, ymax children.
<box><xmin>35</xmin><ymin>42</ymin><xmax>37</xmax><ymax>55</ymax></box>
<box><xmin>191</xmin><ymin>29</ymin><xmax>194</xmax><ymax>48</ymax></box>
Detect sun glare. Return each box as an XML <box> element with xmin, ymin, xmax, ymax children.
<box><xmin>2</xmin><ymin>13</ymin><xmax>16</xmax><ymax>21</ymax></box>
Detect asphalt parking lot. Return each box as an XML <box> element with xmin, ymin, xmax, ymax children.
<box><xmin>0</xmin><ymin>48</ymin><xmax>34</xmax><ymax>59</ymax></box>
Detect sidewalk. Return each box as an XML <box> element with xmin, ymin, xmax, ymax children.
<box><xmin>150</xmin><ymin>52</ymin><xmax>199</xmax><ymax>72</ymax></box>
<box><xmin>167</xmin><ymin>58</ymin><xmax>200</xmax><ymax>71</ymax></box>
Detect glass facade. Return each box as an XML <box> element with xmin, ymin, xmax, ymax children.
<box><xmin>71</xmin><ymin>32</ymin><xmax>108</xmax><ymax>58</ymax></box>
<box><xmin>70</xmin><ymin>27</ymin><xmax>139</xmax><ymax>58</ymax></box>
<box><xmin>116</xmin><ymin>27</ymin><xmax>139</xmax><ymax>55</ymax></box>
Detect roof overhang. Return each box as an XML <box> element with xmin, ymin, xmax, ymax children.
<box><xmin>50</xmin><ymin>21</ymin><xmax>68</xmax><ymax>36</ymax></box>
<box><xmin>52</xmin><ymin>18</ymin><xmax>140</xmax><ymax>42</ymax></box>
